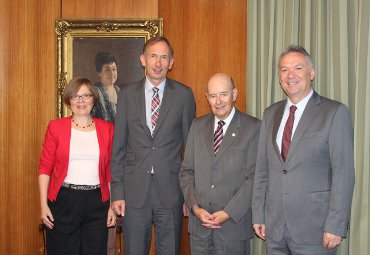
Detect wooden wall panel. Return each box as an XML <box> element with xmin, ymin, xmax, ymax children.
<box><xmin>61</xmin><ymin>0</ymin><xmax>158</xmax><ymax>18</ymax></box>
<box><xmin>0</xmin><ymin>1</ymin><xmax>10</xmax><ymax>254</ymax></box>
<box><xmin>0</xmin><ymin>0</ymin><xmax>59</xmax><ymax>254</ymax></box>
<box><xmin>159</xmin><ymin>0</ymin><xmax>247</xmax><ymax>117</ymax></box>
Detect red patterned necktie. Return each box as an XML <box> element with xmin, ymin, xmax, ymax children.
<box><xmin>151</xmin><ymin>87</ymin><xmax>160</xmax><ymax>129</ymax></box>
<box><xmin>281</xmin><ymin>105</ymin><xmax>297</xmax><ymax>161</ymax></box>
<box><xmin>214</xmin><ymin>120</ymin><xmax>225</xmax><ymax>155</ymax></box>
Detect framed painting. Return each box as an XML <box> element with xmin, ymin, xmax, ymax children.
<box><xmin>56</xmin><ymin>18</ymin><xmax>163</xmax><ymax>117</ymax></box>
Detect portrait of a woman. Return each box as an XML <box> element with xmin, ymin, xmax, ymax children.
<box><xmin>91</xmin><ymin>52</ymin><xmax>120</xmax><ymax>123</ymax></box>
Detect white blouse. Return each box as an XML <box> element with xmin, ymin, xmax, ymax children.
<box><xmin>64</xmin><ymin>129</ymin><xmax>100</xmax><ymax>185</ymax></box>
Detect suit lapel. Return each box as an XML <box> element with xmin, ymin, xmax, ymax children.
<box><xmin>285</xmin><ymin>92</ymin><xmax>321</xmax><ymax>162</ymax></box>
<box><xmin>152</xmin><ymin>79</ymin><xmax>174</xmax><ymax>135</ymax></box>
<box><xmin>272</xmin><ymin>101</ymin><xmax>286</xmax><ymax>162</ymax></box>
<box><xmin>203</xmin><ymin>115</ymin><xmax>216</xmax><ymax>158</ymax></box>
<box><xmin>134</xmin><ymin>79</ymin><xmax>152</xmax><ymax>138</ymax></box>
<box><xmin>213</xmin><ymin>111</ymin><xmax>241</xmax><ymax>164</ymax></box>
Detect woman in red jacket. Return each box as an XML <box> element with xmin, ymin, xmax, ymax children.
<box><xmin>38</xmin><ymin>77</ymin><xmax>116</xmax><ymax>255</ymax></box>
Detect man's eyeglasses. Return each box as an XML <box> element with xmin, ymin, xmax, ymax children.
<box><xmin>71</xmin><ymin>94</ymin><xmax>93</xmax><ymax>101</ymax></box>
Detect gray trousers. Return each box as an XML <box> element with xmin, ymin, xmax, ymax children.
<box><xmin>266</xmin><ymin>225</ymin><xmax>337</xmax><ymax>255</ymax></box>
<box><xmin>190</xmin><ymin>231</ymin><xmax>251</xmax><ymax>255</ymax></box>
<box><xmin>122</xmin><ymin>177</ymin><xmax>183</xmax><ymax>255</ymax></box>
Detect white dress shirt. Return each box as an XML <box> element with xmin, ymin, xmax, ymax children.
<box><xmin>276</xmin><ymin>89</ymin><xmax>314</xmax><ymax>152</ymax></box>
<box><xmin>213</xmin><ymin>107</ymin><xmax>236</xmax><ymax>134</ymax></box>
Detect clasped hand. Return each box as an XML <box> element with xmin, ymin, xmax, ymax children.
<box><xmin>193</xmin><ymin>208</ymin><xmax>230</xmax><ymax>229</ymax></box>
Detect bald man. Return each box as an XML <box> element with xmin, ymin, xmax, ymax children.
<box><xmin>179</xmin><ymin>73</ymin><xmax>261</xmax><ymax>255</ymax></box>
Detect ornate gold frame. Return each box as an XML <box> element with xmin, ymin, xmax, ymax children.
<box><xmin>56</xmin><ymin>18</ymin><xmax>163</xmax><ymax>117</ymax></box>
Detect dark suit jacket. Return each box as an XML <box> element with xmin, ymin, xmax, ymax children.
<box><xmin>110</xmin><ymin>78</ymin><xmax>195</xmax><ymax>209</ymax></box>
<box><xmin>38</xmin><ymin>117</ymin><xmax>114</xmax><ymax>202</ymax></box>
<box><xmin>179</xmin><ymin>110</ymin><xmax>260</xmax><ymax>241</ymax></box>
<box><xmin>252</xmin><ymin>91</ymin><xmax>355</xmax><ymax>244</ymax></box>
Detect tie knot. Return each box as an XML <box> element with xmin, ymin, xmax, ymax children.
<box><xmin>152</xmin><ymin>87</ymin><xmax>159</xmax><ymax>93</ymax></box>
<box><xmin>218</xmin><ymin>120</ymin><xmax>225</xmax><ymax>127</ymax></box>
<box><xmin>290</xmin><ymin>105</ymin><xmax>297</xmax><ymax>114</ymax></box>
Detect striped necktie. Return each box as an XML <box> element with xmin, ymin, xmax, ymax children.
<box><xmin>214</xmin><ymin>120</ymin><xmax>225</xmax><ymax>155</ymax></box>
<box><xmin>151</xmin><ymin>87</ymin><xmax>160</xmax><ymax>129</ymax></box>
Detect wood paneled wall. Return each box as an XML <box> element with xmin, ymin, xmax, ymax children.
<box><xmin>60</xmin><ymin>0</ymin><xmax>158</xmax><ymax>18</ymax></box>
<box><xmin>0</xmin><ymin>0</ymin><xmax>246</xmax><ymax>254</ymax></box>
<box><xmin>0</xmin><ymin>0</ymin><xmax>59</xmax><ymax>254</ymax></box>
<box><xmin>159</xmin><ymin>0</ymin><xmax>247</xmax><ymax>116</ymax></box>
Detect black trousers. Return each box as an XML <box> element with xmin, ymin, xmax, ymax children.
<box><xmin>46</xmin><ymin>187</ymin><xmax>109</xmax><ymax>255</ymax></box>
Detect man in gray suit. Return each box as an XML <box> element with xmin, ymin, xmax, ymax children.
<box><xmin>179</xmin><ymin>73</ymin><xmax>260</xmax><ymax>255</ymax></box>
<box><xmin>110</xmin><ymin>36</ymin><xmax>196</xmax><ymax>255</ymax></box>
<box><xmin>252</xmin><ymin>46</ymin><xmax>355</xmax><ymax>255</ymax></box>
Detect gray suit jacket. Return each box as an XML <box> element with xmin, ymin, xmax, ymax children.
<box><xmin>252</xmin><ymin>91</ymin><xmax>355</xmax><ymax>244</ymax></box>
<box><xmin>179</xmin><ymin>110</ymin><xmax>261</xmax><ymax>241</ymax></box>
<box><xmin>110</xmin><ymin>78</ymin><xmax>195</xmax><ymax>209</ymax></box>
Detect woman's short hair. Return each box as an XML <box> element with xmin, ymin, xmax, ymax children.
<box><xmin>94</xmin><ymin>52</ymin><xmax>118</xmax><ymax>72</ymax></box>
<box><xmin>63</xmin><ymin>77</ymin><xmax>99</xmax><ymax>106</ymax></box>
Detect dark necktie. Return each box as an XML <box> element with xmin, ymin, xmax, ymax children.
<box><xmin>214</xmin><ymin>120</ymin><xmax>225</xmax><ymax>155</ymax></box>
<box><xmin>151</xmin><ymin>87</ymin><xmax>160</xmax><ymax>129</ymax></box>
<box><xmin>281</xmin><ymin>105</ymin><xmax>297</xmax><ymax>162</ymax></box>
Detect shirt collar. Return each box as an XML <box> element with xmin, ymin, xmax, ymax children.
<box><xmin>145</xmin><ymin>77</ymin><xmax>166</xmax><ymax>93</ymax></box>
<box><xmin>215</xmin><ymin>107</ymin><xmax>236</xmax><ymax>126</ymax></box>
<box><xmin>286</xmin><ymin>89</ymin><xmax>314</xmax><ymax>111</ymax></box>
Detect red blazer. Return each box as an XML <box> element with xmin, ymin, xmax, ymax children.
<box><xmin>38</xmin><ymin>117</ymin><xmax>114</xmax><ymax>202</ymax></box>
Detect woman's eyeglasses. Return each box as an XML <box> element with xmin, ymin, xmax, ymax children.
<box><xmin>71</xmin><ymin>94</ymin><xmax>92</xmax><ymax>101</ymax></box>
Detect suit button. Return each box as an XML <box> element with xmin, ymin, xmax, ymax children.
<box><xmin>210</xmin><ymin>184</ymin><xmax>215</xmax><ymax>189</ymax></box>
<box><xmin>283</xmin><ymin>170</ymin><xmax>287</xmax><ymax>174</ymax></box>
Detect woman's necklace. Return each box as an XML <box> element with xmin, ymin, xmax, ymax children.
<box><xmin>72</xmin><ymin>117</ymin><xmax>94</xmax><ymax>129</ymax></box>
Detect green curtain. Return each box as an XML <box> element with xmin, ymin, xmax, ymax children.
<box><xmin>246</xmin><ymin>0</ymin><xmax>370</xmax><ymax>254</ymax></box>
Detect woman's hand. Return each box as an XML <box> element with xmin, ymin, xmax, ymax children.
<box><xmin>107</xmin><ymin>207</ymin><xmax>117</xmax><ymax>227</ymax></box>
<box><xmin>41</xmin><ymin>204</ymin><xmax>54</xmax><ymax>229</ymax></box>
